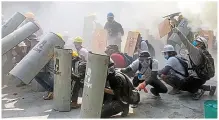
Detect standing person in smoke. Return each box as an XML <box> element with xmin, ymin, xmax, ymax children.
<box><xmin>104</xmin><ymin>12</ymin><xmax>124</xmax><ymax>51</ymax></box>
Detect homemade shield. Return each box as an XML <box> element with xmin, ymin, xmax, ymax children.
<box><xmin>2</xmin><ymin>22</ymin><xmax>39</xmax><ymax>55</ymax></box>
<box><xmin>2</xmin><ymin>12</ymin><xmax>25</xmax><ymax>38</ymax></box>
<box><xmin>158</xmin><ymin>18</ymin><xmax>172</xmax><ymax>38</ymax></box>
<box><xmin>91</xmin><ymin>29</ymin><xmax>107</xmax><ymax>54</ymax></box>
<box><xmin>53</xmin><ymin>47</ymin><xmax>72</xmax><ymax>112</ymax></box>
<box><xmin>80</xmin><ymin>52</ymin><xmax>109</xmax><ymax>118</ymax></box>
<box><xmin>9</xmin><ymin>33</ymin><xmax>65</xmax><ymax>84</ymax></box>
<box><xmin>124</xmin><ymin>31</ymin><xmax>139</xmax><ymax>57</ymax></box>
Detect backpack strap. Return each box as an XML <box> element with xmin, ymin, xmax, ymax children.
<box><xmin>172</xmin><ymin>56</ymin><xmax>188</xmax><ymax>77</ymax></box>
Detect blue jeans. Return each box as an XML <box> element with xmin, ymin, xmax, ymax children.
<box><xmin>35</xmin><ymin>72</ymin><xmax>54</xmax><ymax>92</ymax></box>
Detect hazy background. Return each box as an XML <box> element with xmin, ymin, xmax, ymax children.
<box><xmin>2</xmin><ymin>1</ymin><xmax>217</xmax><ymax>37</ymax></box>
<box><xmin>2</xmin><ymin>1</ymin><xmax>218</xmax><ymax>68</ymax></box>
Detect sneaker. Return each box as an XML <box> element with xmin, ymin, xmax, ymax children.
<box><xmin>168</xmin><ymin>88</ymin><xmax>181</xmax><ymax>95</ymax></box>
<box><xmin>209</xmin><ymin>86</ymin><xmax>216</xmax><ymax>96</ymax></box>
<box><xmin>121</xmin><ymin>104</ymin><xmax>129</xmax><ymax>117</ymax></box>
<box><xmin>71</xmin><ymin>101</ymin><xmax>81</xmax><ymax>109</ymax></box>
<box><xmin>16</xmin><ymin>81</ymin><xmax>26</xmax><ymax>87</ymax></box>
<box><xmin>150</xmin><ymin>88</ymin><xmax>160</xmax><ymax>96</ymax></box>
<box><xmin>43</xmin><ymin>92</ymin><xmax>53</xmax><ymax>100</ymax></box>
<box><xmin>192</xmin><ymin>89</ymin><xmax>205</xmax><ymax>100</ymax></box>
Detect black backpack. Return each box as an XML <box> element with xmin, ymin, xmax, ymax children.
<box><xmin>171</xmin><ymin>56</ymin><xmax>189</xmax><ymax>78</ymax></box>
<box><xmin>189</xmin><ymin>49</ymin><xmax>215</xmax><ymax>81</ymax></box>
<box><xmin>115</xmin><ymin>71</ymin><xmax>140</xmax><ymax>105</ymax></box>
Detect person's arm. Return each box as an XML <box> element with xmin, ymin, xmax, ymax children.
<box><xmin>119</xmin><ymin>23</ymin><xmax>124</xmax><ymax>36</ymax></box>
<box><xmin>104</xmin><ymin>22</ymin><xmax>108</xmax><ymax>30</ymax></box>
<box><xmin>174</xmin><ymin>28</ymin><xmax>202</xmax><ymax>65</ymax></box>
<box><xmin>121</xmin><ymin>59</ymin><xmax>139</xmax><ymax>73</ymax></box>
<box><xmin>104</xmin><ymin>88</ymin><xmax>114</xmax><ymax>95</ymax></box>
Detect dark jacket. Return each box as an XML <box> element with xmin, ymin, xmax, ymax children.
<box><xmin>104</xmin><ymin>21</ymin><xmax>124</xmax><ymax>37</ymax></box>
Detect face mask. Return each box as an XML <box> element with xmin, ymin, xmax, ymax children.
<box><xmin>164</xmin><ymin>54</ymin><xmax>169</xmax><ymax>60</ymax></box>
<box><xmin>140</xmin><ymin>59</ymin><xmax>150</xmax><ymax>68</ymax></box>
<box><xmin>192</xmin><ymin>41</ymin><xmax>198</xmax><ymax>47</ymax></box>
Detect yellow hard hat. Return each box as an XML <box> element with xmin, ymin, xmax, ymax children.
<box><xmin>72</xmin><ymin>51</ymin><xmax>79</xmax><ymax>57</ymax></box>
<box><xmin>25</xmin><ymin>12</ymin><xmax>35</xmax><ymax>19</ymax></box>
<box><xmin>73</xmin><ymin>36</ymin><xmax>83</xmax><ymax>43</ymax></box>
<box><xmin>56</xmin><ymin>33</ymin><xmax>63</xmax><ymax>40</ymax></box>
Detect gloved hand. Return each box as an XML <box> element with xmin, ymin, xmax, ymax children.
<box><xmin>137</xmin><ymin>82</ymin><xmax>148</xmax><ymax>93</ymax></box>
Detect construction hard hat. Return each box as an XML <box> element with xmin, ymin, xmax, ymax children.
<box><xmin>196</xmin><ymin>36</ymin><xmax>208</xmax><ymax>48</ymax></box>
<box><xmin>162</xmin><ymin>44</ymin><xmax>175</xmax><ymax>53</ymax></box>
<box><xmin>25</xmin><ymin>12</ymin><xmax>35</xmax><ymax>19</ymax></box>
<box><xmin>72</xmin><ymin>51</ymin><xmax>79</xmax><ymax>57</ymax></box>
<box><xmin>107</xmin><ymin>12</ymin><xmax>114</xmax><ymax>18</ymax></box>
<box><xmin>139</xmin><ymin>51</ymin><xmax>151</xmax><ymax>58</ymax></box>
<box><xmin>56</xmin><ymin>33</ymin><xmax>64</xmax><ymax>40</ymax></box>
<box><xmin>74</xmin><ymin>36</ymin><xmax>83</xmax><ymax>43</ymax></box>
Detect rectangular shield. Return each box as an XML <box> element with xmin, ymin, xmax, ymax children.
<box><xmin>91</xmin><ymin>29</ymin><xmax>107</xmax><ymax>54</ymax></box>
<box><xmin>124</xmin><ymin>31</ymin><xmax>139</xmax><ymax>57</ymax></box>
<box><xmin>158</xmin><ymin>18</ymin><xmax>171</xmax><ymax>38</ymax></box>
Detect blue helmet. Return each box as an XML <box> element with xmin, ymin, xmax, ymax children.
<box><xmin>107</xmin><ymin>12</ymin><xmax>114</xmax><ymax>18</ymax></box>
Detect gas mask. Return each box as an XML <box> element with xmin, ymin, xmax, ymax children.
<box><xmin>139</xmin><ymin>58</ymin><xmax>151</xmax><ymax>68</ymax></box>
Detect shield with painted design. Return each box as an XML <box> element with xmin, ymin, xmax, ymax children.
<box><xmin>124</xmin><ymin>31</ymin><xmax>139</xmax><ymax>57</ymax></box>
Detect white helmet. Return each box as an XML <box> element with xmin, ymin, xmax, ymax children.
<box><xmin>162</xmin><ymin>44</ymin><xmax>175</xmax><ymax>53</ymax></box>
<box><xmin>196</xmin><ymin>36</ymin><xmax>208</xmax><ymax>48</ymax></box>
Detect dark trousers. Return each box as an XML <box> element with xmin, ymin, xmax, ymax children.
<box><xmin>133</xmin><ymin>72</ymin><xmax>168</xmax><ymax>94</ymax></box>
<box><xmin>180</xmin><ymin>76</ymin><xmax>209</xmax><ymax>93</ymax></box>
<box><xmin>165</xmin><ymin>75</ymin><xmax>210</xmax><ymax>93</ymax></box>
<box><xmin>101</xmin><ymin>99</ymin><xmax>129</xmax><ymax>118</ymax></box>
<box><xmin>71</xmin><ymin>80</ymin><xmax>83</xmax><ymax>102</ymax></box>
<box><xmin>35</xmin><ymin>72</ymin><xmax>54</xmax><ymax>92</ymax></box>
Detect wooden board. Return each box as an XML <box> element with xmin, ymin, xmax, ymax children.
<box><xmin>91</xmin><ymin>29</ymin><xmax>107</xmax><ymax>54</ymax></box>
<box><xmin>158</xmin><ymin>18</ymin><xmax>171</xmax><ymax>38</ymax></box>
<box><xmin>124</xmin><ymin>31</ymin><xmax>139</xmax><ymax>57</ymax></box>
<box><xmin>198</xmin><ymin>30</ymin><xmax>214</xmax><ymax>50</ymax></box>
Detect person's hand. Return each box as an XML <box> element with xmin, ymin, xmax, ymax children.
<box><xmin>137</xmin><ymin>82</ymin><xmax>148</xmax><ymax>93</ymax></box>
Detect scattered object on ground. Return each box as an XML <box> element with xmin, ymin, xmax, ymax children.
<box><xmin>13</xmin><ymin>93</ymin><xmax>18</xmax><ymax>95</ymax></box>
<box><xmin>204</xmin><ymin>100</ymin><xmax>217</xmax><ymax>118</ymax></box>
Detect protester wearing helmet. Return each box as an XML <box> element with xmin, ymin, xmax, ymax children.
<box><xmin>73</xmin><ymin>37</ymin><xmax>88</xmax><ymax>62</ymax></box>
<box><xmin>104</xmin><ymin>12</ymin><xmax>124</xmax><ymax>51</ymax></box>
<box><xmin>158</xmin><ymin>45</ymin><xmax>188</xmax><ymax>95</ymax></box>
<box><xmin>121</xmin><ymin>51</ymin><xmax>167</xmax><ymax>99</ymax></box>
<box><xmin>173</xmin><ymin>28</ymin><xmax>216</xmax><ymax>100</ymax></box>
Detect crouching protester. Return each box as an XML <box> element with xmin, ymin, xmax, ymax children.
<box><xmin>101</xmin><ymin>59</ymin><xmax>140</xmax><ymax>118</ymax></box>
<box><xmin>171</xmin><ymin>28</ymin><xmax>216</xmax><ymax>100</ymax></box>
<box><xmin>158</xmin><ymin>45</ymin><xmax>189</xmax><ymax>95</ymax></box>
<box><xmin>120</xmin><ymin>51</ymin><xmax>168</xmax><ymax>98</ymax></box>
